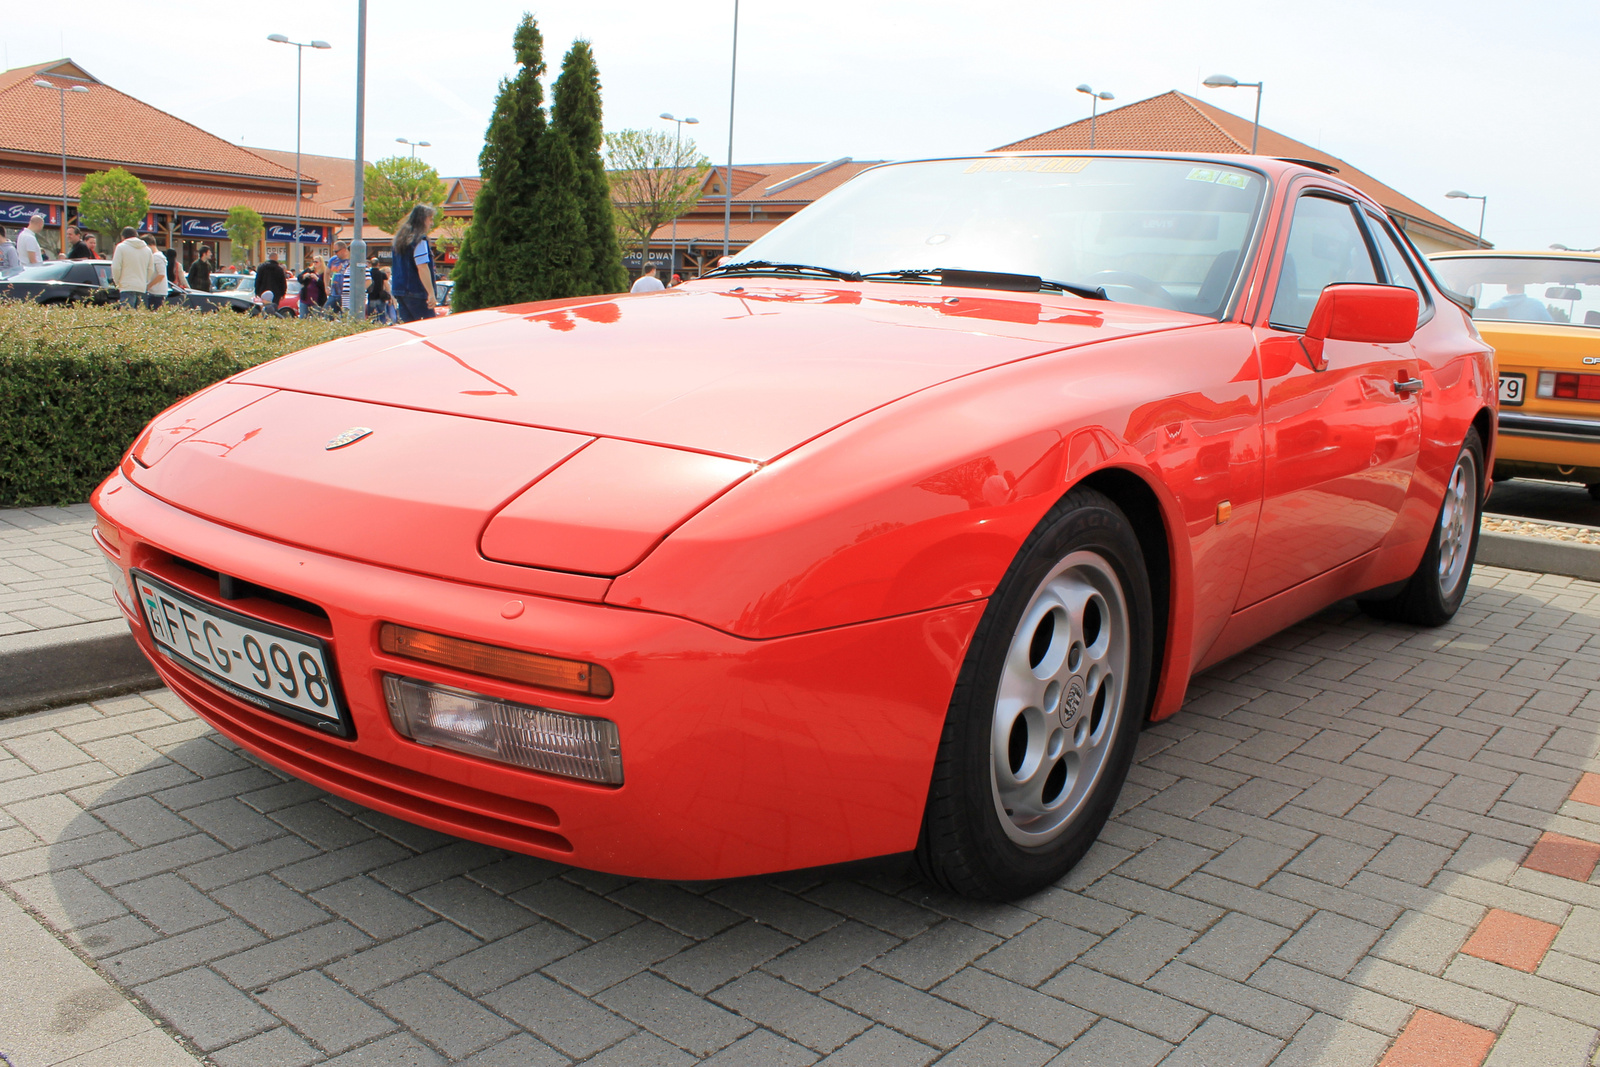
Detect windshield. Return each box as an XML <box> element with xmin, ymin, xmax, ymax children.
<box><xmin>6</xmin><ymin>263</ymin><xmax>73</xmax><ymax>282</ymax></box>
<box><xmin>727</xmin><ymin>156</ymin><xmax>1267</xmax><ymax>318</ymax></box>
<box><xmin>1430</xmin><ymin>256</ymin><xmax>1600</xmax><ymax>327</ymax></box>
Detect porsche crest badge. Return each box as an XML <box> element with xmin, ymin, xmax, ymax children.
<box><xmin>325</xmin><ymin>427</ymin><xmax>373</xmax><ymax>450</ymax></box>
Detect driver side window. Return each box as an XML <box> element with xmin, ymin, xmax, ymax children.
<box><xmin>1269</xmin><ymin>195</ymin><xmax>1378</xmax><ymax>332</ymax></box>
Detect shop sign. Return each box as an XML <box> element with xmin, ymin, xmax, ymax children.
<box><xmin>622</xmin><ymin>250</ymin><xmax>674</xmax><ymax>268</ymax></box>
<box><xmin>0</xmin><ymin>201</ymin><xmax>57</xmax><ymax>225</ymax></box>
<box><xmin>178</xmin><ymin>217</ymin><xmax>230</xmax><ymax>238</ymax></box>
<box><xmin>265</xmin><ymin>223</ymin><xmax>329</xmax><ymax>244</ymax></box>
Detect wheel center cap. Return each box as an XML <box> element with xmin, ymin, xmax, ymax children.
<box><xmin>1062</xmin><ymin>678</ymin><xmax>1085</xmax><ymax>723</ymax></box>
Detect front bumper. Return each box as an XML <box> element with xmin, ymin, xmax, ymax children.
<box><xmin>93</xmin><ymin>469</ymin><xmax>983</xmax><ymax>880</ymax></box>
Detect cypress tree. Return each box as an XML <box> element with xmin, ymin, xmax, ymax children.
<box><xmin>552</xmin><ymin>40</ymin><xmax>628</xmax><ymax>295</ymax></box>
<box><xmin>453</xmin><ymin>14</ymin><xmax>590</xmax><ymax>311</ymax></box>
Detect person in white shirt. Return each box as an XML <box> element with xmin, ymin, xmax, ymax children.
<box><xmin>110</xmin><ymin>227</ymin><xmax>153</xmax><ymax>308</ymax></box>
<box><xmin>630</xmin><ymin>266</ymin><xmax>665</xmax><ymax>293</ymax></box>
<box><xmin>16</xmin><ymin>214</ymin><xmax>44</xmax><ymax>265</ymax></box>
<box><xmin>142</xmin><ymin>235</ymin><xmax>168</xmax><ymax>309</ymax></box>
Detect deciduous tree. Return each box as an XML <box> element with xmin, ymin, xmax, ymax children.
<box><xmin>224</xmin><ymin>206</ymin><xmax>264</xmax><ymax>267</ymax></box>
<box><xmin>76</xmin><ymin>167</ymin><xmax>150</xmax><ymax>237</ymax></box>
<box><xmin>605</xmin><ymin>129</ymin><xmax>710</xmax><ymax>267</ymax></box>
<box><xmin>363</xmin><ymin>157</ymin><xmax>448</xmax><ymax>234</ymax></box>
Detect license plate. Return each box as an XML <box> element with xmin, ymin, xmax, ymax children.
<box><xmin>1498</xmin><ymin>373</ymin><xmax>1526</xmax><ymax>406</ymax></box>
<box><xmin>132</xmin><ymin>570</ymin><xmax>351</xmax><ymax>737</ymax></box>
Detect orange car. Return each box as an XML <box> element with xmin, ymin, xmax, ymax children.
<box><xmin>95</xmin><ymin>154</ymin><xmax>1493</xmax><ymax>898</ymax></box>
<box><xmin>1430</xmin><ymin>251</ymin><xmax>1600</xmax><ymax>496</ymax></box>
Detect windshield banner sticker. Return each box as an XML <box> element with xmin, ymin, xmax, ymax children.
<box><xmin>1187</xmin><ymin>167</ymin><xmax>1251</xmax><ymax>189</ymax></box>
<box><xmin>965</xmin><ymin>158</ymin><xmax>1091</xmax><ymax>174</ymax></box>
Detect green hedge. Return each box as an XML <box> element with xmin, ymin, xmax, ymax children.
<box><xmin>0</xmin><ymin>302</ymin><xmax>374</xmax><ymax>507</ymax></box>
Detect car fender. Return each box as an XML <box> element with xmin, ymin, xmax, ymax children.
<box><xmin>608</xmin><ymin>324</ymin><xmax>1260</xmax><ymax>718</ymax></box>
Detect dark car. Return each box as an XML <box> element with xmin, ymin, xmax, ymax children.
<box><xmin>0</xmin><ymin>260</ymin><xmax>118</xmax><ymax>305</ymax></box>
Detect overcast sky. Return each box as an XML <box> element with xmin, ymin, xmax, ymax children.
<box><xmin>5</xmin><ymin>1</ymin><xmax>1594</xmax><ymax>250</ymax></box>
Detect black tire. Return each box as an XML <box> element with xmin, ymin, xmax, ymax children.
<box><xmin>1359</xmin><ymin>428</ymin><xmax>1484</xmax><ymax>626</ymax></box>
<box><xmin>1587</xmin><ymin>483</ymin><xmax>1600</xmax><ymax>503</ymax></box>
<box><xmin>916</xmin><ymin>487</ymin><xmax>1155</xmax><ymax>900</ymax></box>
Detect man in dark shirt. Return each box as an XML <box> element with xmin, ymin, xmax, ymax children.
<box><xmin>254</xmin><ymin>252</ymin><xmax>288</xmax><ymax>311</ymax></box>
<box><xmin>65</xmin><ymin>224</ymin><xmax>95</xmax><ymax>260</ymax></box>
<box><xmin>188</xmin><ymin>245</ymin><xmax>215</xmax><ymax>292</ymax></box>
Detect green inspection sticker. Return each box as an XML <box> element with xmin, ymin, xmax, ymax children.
<box><xmin>1216</xmin><ymin>172</ymin><xmax>1250</xmax><ymax>189</ymax></box>
<box><xmin>1186</xmin><ymin>167</ymin><xmax>1219</xmax><ymax>183</ymax></box>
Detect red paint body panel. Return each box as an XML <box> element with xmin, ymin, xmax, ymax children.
<box><xmin>233</xmin><ymin>285</ymin><xmax>1205</xmax><ymax>461</ymax></box>
<box><xmin>94</xmin><ymin>154</ymin><xmax>1496</xmax><ymax>879</ymax></box>
<box><xmin>481</xmin><ymin>440</ymin><xmax>758</xmax><ymax>575</ymax></box>
<box><xmin>95</xmin><ymin>472</ymin><xmax>981</xmax><ymax>878</ymax></box>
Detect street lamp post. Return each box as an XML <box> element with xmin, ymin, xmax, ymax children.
<box><xmin>32</xmin><ymin>79</ymin><xmax>89</xmax><ymax>255</ymax></box>
<box><xmin>1202</xmin><ymin>75</ymin><xmax>1264</xmax><ymax>154</ymax></box>
<box><xmin>724</xmin><ymin>0</ymin><xmax>739</xmax><ymax>260</ymax></box>
<box><xmin>395</xmin><ymin>137</ymin><xmax>431</xmax><ymax>158</ymax></box>
<box><xmin>659</xmin><ymin>113</ymin><xmax>699</xmax><ymax>279</ymax></box>
<box><xmin>1074</xmin><ymin>84</ymin><xmax>1114</xmax><ymax>149</ymax></box>
<box><xmin>268</xmin><ymin>34</ymin><xmax>331</xmax><ymax>271</ymax></box>
<box><xmin>1446</xmin><ymin>190</ymin><xmax>1488</xmax><ymax>246</ymax></box>
<box><xmin>350</xmin><ymin>2</ymin><xmax>368</xmax><ymax>319</ymax></box>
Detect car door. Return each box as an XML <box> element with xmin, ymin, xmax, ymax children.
<box><xmin>1238</xmin><ymin>190</ymin><xmax>1422</xmax><ymax>606</ymax></box>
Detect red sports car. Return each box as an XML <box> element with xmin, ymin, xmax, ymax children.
<box><xmin>93</xmin><ymin>153</ymin><xmax>1494</xmax><ymax>899</ymax></box>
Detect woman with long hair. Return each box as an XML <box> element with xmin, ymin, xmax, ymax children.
<box><xmin>165</xmin><ymin>246</ymin><xmax>185</xmax><ymax>290</ymax></box>
<box><xmin>299</xmin><ymin>253</ymin><xmax>327</xmax><ymax>317</ymax></box>
<box><xmin>390</xmin><ymin>204</ymin><xmax>440</xmax><ymax>323</ymax></box>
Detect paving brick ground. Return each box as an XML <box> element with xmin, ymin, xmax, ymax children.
<box><xmin>0</xmin><ymin>505</ymin><xmax>119</xmax><ymax>639</ymax></box>
<box><xmin>3</xmin><ymin>563</ymin><xmax>1600</xmax><ymax>1065</ymax></box>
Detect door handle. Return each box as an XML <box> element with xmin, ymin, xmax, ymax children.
<box><xmin>1393</xmin><ymin>377</ymin><xmax>1423</xmax><ymax>396</ymax></box>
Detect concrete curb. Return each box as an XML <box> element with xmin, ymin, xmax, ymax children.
<box><xmin>1477</xmin><ymin>529</ymin><xmax>1600</xmax><ymax>582</ymax></box>
<box><xmin>0</xmin><ymin>619</ymin><xmax>159</xmax><ymax>718</ymax></box>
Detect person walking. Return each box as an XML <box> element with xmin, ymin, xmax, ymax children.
<box><xmin>110</xmin><ymin>226</ymin><xmax>153</xmax><ymax>308</ymax></box>
<box><xmin>0</xmin><ymin>227</ymin><xmax>18</xmax><ymax>272</ymax></box>
<box><xmin>188</xmin><ymin>245</ymin><xmax>214</xmax><ymax>292</ymax></box>
<box><xmin>326</xmin><ymin>240</ymin><xmax>350</xmax><ymax>314</ymax></box>
<box><xmin>298</xmin><ymin>255</ymin><xmax>327</xmax><ymax>317</ymax></box>
<box><xmin>365</xmin><ymin>254</ymin><xmax>391</xmax><ymax>322</ymax></box>
<box><xmin>17</xmin><ymin>214</ymin><xmax>44</xmax><ymax>265</ymax></box>
<box><xmin>390</xmin><ymin>205</ymin><xmax>440</xmax><ymax>323</ymax></box>
<box><xmin>143</xmin><ymin>235</ymin><xmax>169</xmax><ymax>309</ymax></box>
<box><xmin>630</xmin><ymin>266</ymin><xmax>665</xmax><ymax>293</ymax></box>
<box><xmin>254</xmin><ymin>252</ymin><xmax>288</xmax><ymax>314</ymax></box>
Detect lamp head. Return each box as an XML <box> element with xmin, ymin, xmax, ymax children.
<box><xmin>1098</xmin><ymin>92</ymin><xmax>1114</xmax><ymax>101</ymax></box>
<box><xmin>1075</xmin><ymin>84</ymin><xmax>1093</xmax><ymax>95</ymax></box>
<box><xmin>31</xmin><ymin>79</ymin><xmax>54</xmax><ymax>89</ymax></box>
<box><xmin>267</xmin><ymin>34</ymin><xmax>289</xmax><ymax>43</ymax></box>
<box><xmin>685</xmin><ymin>117</ymin><xmax>700</xmax><ymax>124</ymax></box>
<box><xmin>659</xmin><ymin>112</ymin><xmax>675</xmax><ymax>121</ymax></box>
<box><xmin>69</xmin><ymin>85</ymin><xmax>89</xmax><ymax>94</ymax></box>
<box><xmin>1552</xmin><ymin>244</ymin><xmax>1570</xmax><ymax>251</ymax></box>
<box><xmin>418</xmin><ymin>141</ymin><xmax>431</xmax><ymax>147</ymax></box>
<box><xmin>311</xmin><ymin>40</ymin><xmax>331</xmax><ymax>49</ymax></box>
<box><xmin>1203</xmin><ymin>74</ymin><xmax>1239</xmax><ymax>88</ymax></box>
<box><xmin>1446</xmin><ymin>190</ymin><xmax>1473</xmax><ymax>199</ymax></box>
<box><xmin>395</xmin><ymin>137</ymin><xmax>407</xmax><ymax>144</ymax></box>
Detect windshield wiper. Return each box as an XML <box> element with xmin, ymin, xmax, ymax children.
<box><xmin>858</xmin><ymin>268</ymin><xmax>1107</xmax><ymax>301</ymax></box>
<box><xmin>703</xmin><ymin>260</ymin><xmax>863</xmax><ymax>282</ymax></box>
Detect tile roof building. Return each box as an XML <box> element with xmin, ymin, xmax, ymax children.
<box><xmin>0</xmin><ymin>58</ymin><xmax>342</xmax><ymax>265</ymax></box>
<box><xmin>625</xmin><ymin>157</ymin><xmax>885</xmax><ymax>278</ymax></box>
<box><xmin>996</xmin><ymin>91</ymin><xmax>1484</xmax><ymax>253</ymax></box>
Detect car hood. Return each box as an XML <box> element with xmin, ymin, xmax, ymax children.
<box><xmin>236</xmin><ymin>281</ymin><xmax>1206</xmax><ymax>462</ymax></box>
<box><xmin>132</xmin><ymin>283</ymin><xmax>1205</xmax><ymax>589</ymax></box>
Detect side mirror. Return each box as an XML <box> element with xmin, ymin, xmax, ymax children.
<box><xmin>1300</xmin><ymin>283</ymin><xmax>1418</xmax><ymax>370</ymax></box>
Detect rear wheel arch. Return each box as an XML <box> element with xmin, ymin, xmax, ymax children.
<box><xmin>1471</xmin><ymin>406</ymin><xmax>1495</xmax><ymax>496</ymax></box>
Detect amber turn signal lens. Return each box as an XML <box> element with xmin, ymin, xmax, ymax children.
<box><xmin>379</xmin><ymin>623</ymin><xmax>614</xmax><ymax>697</ymax></box>
<box><xmin>94</xmin><ymin>517</ymin><xmax>124</xmax><ymax>556</ymax></box>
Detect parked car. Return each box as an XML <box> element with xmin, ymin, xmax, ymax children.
<box><xmin>0</xmin><ymin>260</ymin><xmax>118</xmax><ymax>304</ymax></box>
<box><xmin>208</xmin><ymin>272</ymin><xmax>248</xmax><ymax>293</ymax></box>
<box><xmin>94</xmin><ymin>153</ymin><xmax>1494</xmax><ymax>899</ymax></box>
<box><xmin>225</xmin><ymin>275</ymin><xmax>301</xmax><ymax>314</ymax></box>
<box><xmin>1430</xmin><ymin>251</ymin><xmax>1600</xmax><ymax>496</ymax></box>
